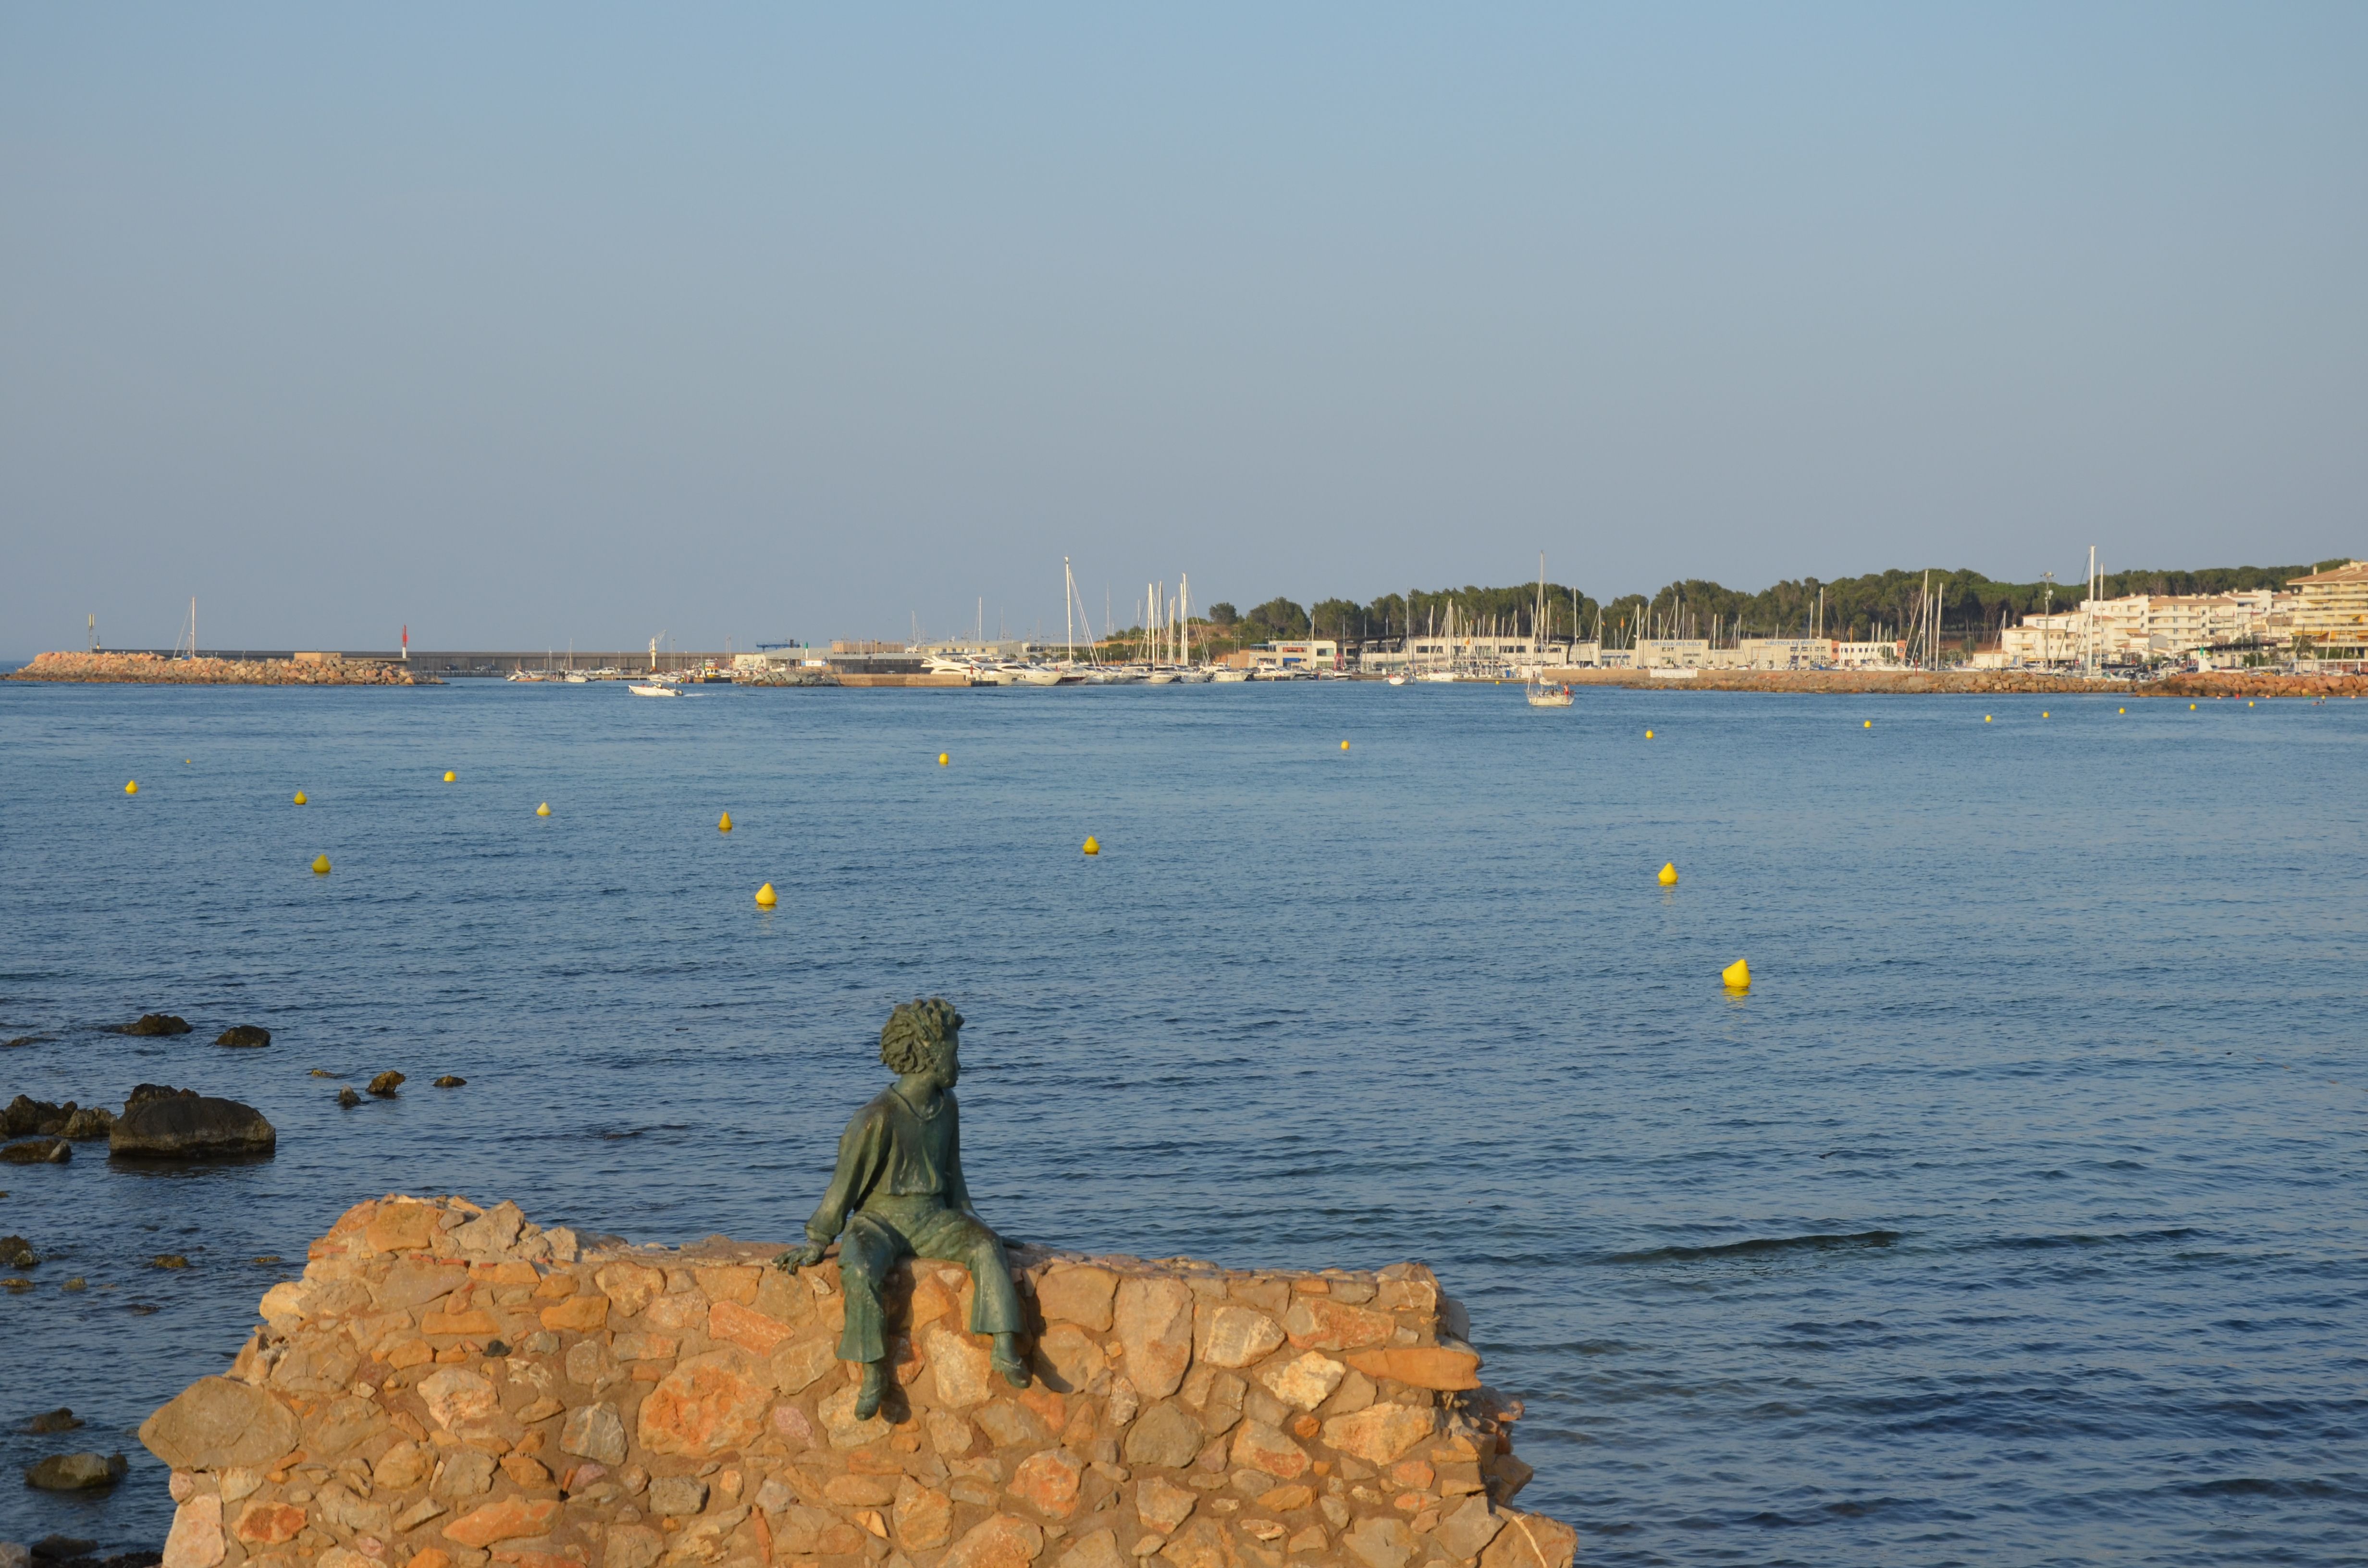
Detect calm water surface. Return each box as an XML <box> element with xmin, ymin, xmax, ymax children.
<box><xmin>1</xmin><ymin>681</ymin><xmax>2363</xmax><ymax>1565</ymax></box>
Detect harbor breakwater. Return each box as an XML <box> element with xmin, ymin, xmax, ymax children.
<box><xmin>1544</xmin><ymin>666</ymin><xmax>2368</xmax><ymax>698</ymax></box>
<box><xmin>129</xmin><ymin>1194</ymin><xmax>1572</xmax><ymax>1568</ymax></box>
<box><xmin>10</xmin><ymin>654</ymin><xmax>433</xmax><ymax>686</ymax></box>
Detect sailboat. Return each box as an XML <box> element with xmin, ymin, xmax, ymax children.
<box><xmin>1525</xmin><ymin>554</ymin><xmax>1574</xmax><ymax>707</ymax></box>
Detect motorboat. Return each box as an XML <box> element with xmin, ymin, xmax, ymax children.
<box><xmin>1209</xmin><ymin>667</ymin><xmax>1251</xmax><ymax>683</ymax></box>
<box><xmin>628</xmin><ymin>683</ymin><xmax>679</xmax><ymax>698</ymax></box>
<box><xmin>1386</xmin><ymin>674</ymin><xmax>1406</xmax><ymax>686</ymax></box>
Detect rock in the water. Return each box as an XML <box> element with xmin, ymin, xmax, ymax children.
<box><xmin>0</xmin><ymin>1235</ymin><xmax>37</xmax><ymax>1268</ymax></box>
<box><xmin>367</xmin><ymin>1071</ymin><xmax>405</xmax><ymax>1096</ymax></box>
<box><xmin>433</xmin><ymin>1075</ymin><xmax>466</xmax><ymax>1088</ymax></box>
<box><xmin>24</xmin><ymin>1451</ymin><xmax>128</xmax><ymax>1490</ymax></box>
<box><xmin>26</xmin><ymin>1408</ymin><xmax>83</xmax><ymax>1433</ymax></box>
<box><xmin>29</xmin><ymin>1537</ymin><xmax>97</xmax><ymax>1561</ymax></box>
<box><xmin>152</xmin><ymin>1254</ymin><xmax>190</xmax><ymax>1269</ymax></box>
<box><xmin>60</xmin><ymin>1107</ymin><xmax>115</xmax><ymax>1140</ymax></box>
<box><xmin>2</xmin><ymin>1096</ymin><xmax>74</xmax><ymax>1137</ymax></box>
<box><xmin>125</xmin><ymin>1084</ymin><xmax>197</xmax><ymax>1108</ymax></box>
<box><xmin>213</xmin><ymin>1025</ymin><xmax>271</xmax><ymax>1048</ymax></box>
<box><xmin>0</xmin><ymin>1138</ymin><xmax>70</xmax><ymax>1164</ymax></box>
<box><xmin>120</xmin><ymin>1014</ymin><xmax>193</xmax><ymax>1036</ymax></box>
<box><xmin>337</xmin><ymin>1087</ymin><xmax>360</xmax><ymax>1108</ymax></box>
<box><xmin>108</xmin><ymin>1095</ymin><xmax>275</xmax><ymax>1160</ymax></box>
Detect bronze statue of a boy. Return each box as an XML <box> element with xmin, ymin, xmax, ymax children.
<box><xmin>775</xmin><ymin>998</ymin><xmax>1029</xmax><ymax>1418</ymax></box>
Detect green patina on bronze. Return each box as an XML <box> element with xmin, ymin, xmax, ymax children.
<box><xmin>776</xmin><ymin>997</ymin><xmax>1029</xmax><ymax>1417</ymax></box>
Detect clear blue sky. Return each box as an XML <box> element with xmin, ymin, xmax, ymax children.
<box><xmin>4</xmin><ymin>3</ymin><xmax>2362</xmax><ymax>652</ymax></box>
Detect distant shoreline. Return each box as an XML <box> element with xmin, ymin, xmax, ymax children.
<box><xmin>6</xmin><ymin>651</ymin><xmax>437</xmax><ymax>686</ymax></box>
<box><xmin>1542</xmin><ymin>667</ymin><xmax>2368</xmax><ymax>698</ymax></box>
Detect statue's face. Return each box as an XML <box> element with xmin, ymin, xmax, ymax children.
<box><xmin>923</xmin><ymin>1031</ymin><xmax>961</xmax><ymax>1090</ymax></box>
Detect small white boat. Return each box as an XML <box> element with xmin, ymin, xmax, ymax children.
<box><xmin>1418</xmin><ymin>671</ymin><xmax>1459</xmax><ymax>683</ymax></box>
<box><xmin>1526</xmin><ymin>678</ymin><xmax>1573</xmax><ymax>708</ymax></box>
<box><xmin>563</xmin><ymin>672</ymin><xmax>589</xmax><ymax>684</ymax></box>
<box><xmin>1386</xmin><ymin>674</ymin><xmax>1406</xmax><ymax>686</ymax></box>
<box><xmin>628</xmin><ymin>683</ymin><xmax>679</xmax><ymax>698</ymax></box>
<box><xmin>1209</xmin><ymin>667</ymin><xmax>1251</xmax><ymax>683</ymax></box>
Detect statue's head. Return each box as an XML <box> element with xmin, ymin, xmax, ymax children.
<box><xmin>880</xmin><ymin>997</ymin><xmax>963</xmax><ymax>1087</ymax></box>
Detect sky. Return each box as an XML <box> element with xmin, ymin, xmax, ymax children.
<box><xmin>3</xmin><ymin>3</ymin><xmax>2364</xmax><ymax>653</ymax></box>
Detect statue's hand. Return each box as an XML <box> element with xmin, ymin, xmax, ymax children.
<box><xmin>774</xmin><ymin>1240</ymin><xmax>827</xmax><ymax>1273</ymax></box>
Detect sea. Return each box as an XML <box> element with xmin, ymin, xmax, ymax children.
<box><xmin>0</xmin><ymin>679</ymin><xmax>2362</xmax><ymax>1566</ymax></box>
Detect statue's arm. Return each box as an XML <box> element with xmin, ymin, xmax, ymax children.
<box><xmin>777</xmin><ymin>1102</ymin><xmax>885</xmax><ymax>1272</ymax></box>
<box><xmin>943</xmin><ymin>1112</ymin><xmax>994</xmax><ymax>1238</ymax></box>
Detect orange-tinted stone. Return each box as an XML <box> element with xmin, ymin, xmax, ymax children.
<box><xmin>1342</xmin><ymin>1348</ymin><xmax>1481</xmax><ymax>1392</ymax></box>
<box><xmin>442</xmin><ymin>1496</ymin><xmax>562</xmax><ymax>1548</ymax></box>
<box><xmin>406</xmin><ymin>1551</ymin><xmax>452</xmax><ymax>1568</ymax></box>
<box><xmin>1281</xmin><ymin>1299</ymin><xmax>1393</xmax><ymax>1353</ymax></box>
<box><xmin>232</xmin><ymin>1503</ymin><xmax>306</xmax><ymax>1545</ymax></box>
<box><xmin>499</xmin><ymin>1454</ymin><xmax>552</xmax><ymax>1488</ymax></box>
<box><xmin>421</xmin><ymin>1309</ymin><xmax>501</xmax><ymax>1337</ymax></box>
<box><xmin>943</xmin><ymin>1514</ymin><xmax>1045</xmax><ymax>1568</ymax></box>
<box><xmin>538</xmin><ymin>1295</ymin><xmax>610</xmax><ymax>1333</ymax></box>
<box><xmin>636</xmin><ymin>1350</ymin><xmax>770</xmax><ymax>1457</ymax></box>
<box><xmin>532</xmin><ymin>1274</ymin><xmax>578</xmax><ymax>1299</ymax></box>
<box><xmin>1008</xmin><ymin>1448</ymin><xmax>1084</xmax><ymax>1519</ymax></box>
<box><xmin>709</xmin><ymin>1299</ymin><xmax>797</xmax><ymax>1357</ymax></box>
<box><xmin>365</xmin><ymin>1202</ymin><xmax>440</xmax><ymax>1256</ymax></box>
<box><xmin>692</xmin><ymin>1266</ymin><xmax>761</xmax><ymax>1305</ymax></box>
<box><xmin>1320</xmin><ymin>1404</ymin><xmax>1435</xmax><ymax>1466</ymax></box>
<box><xmin>1231</xmin><ymin>1421</ymin><xmax>1309</xmax><ymax>1480</ymax></box>
<box><xmin>894</xmin><ymin>1476</ymin><xmax>954</xmax><ymax>1550</ymax></box>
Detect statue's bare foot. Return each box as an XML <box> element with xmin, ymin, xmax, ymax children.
<box><xmin>854</xmin><ymin>1360</ymin><xmax>889</xmax><ymax>1420</ymax></box>
<box><xmin>991</xmin><ymin>1332</ymin><xmax>1029</xmax><ymax>1389</ymax></box>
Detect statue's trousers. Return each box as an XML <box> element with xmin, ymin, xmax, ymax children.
<box><xmin>835</xmin><ymin>1194</ymin><xmax>1023</xmax><ymax>1364</ymax></box>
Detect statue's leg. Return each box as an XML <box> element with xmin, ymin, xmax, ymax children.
<box><xmin>909</xmin><ymin>1210</ymin><xmax>1028</xmax><ymax>1388</ymax></box>
<box><xmin>835</xmin><ymin>1214</ymin><xmax>908</xmax><ymax>1416</ymax></box>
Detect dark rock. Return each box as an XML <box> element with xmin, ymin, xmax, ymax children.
<box><xmin>24</xmin><ymin>1451</ymin><xmax>127</xmax><ymax>1490</ymax></box>
<box><xmin>214</xmin><ymin>1024</ymin><xmax>271</xmax><ymax>1048</ymax></box>
<box><xmin>1</xmin><ymin>1138</ymin><xmax>70</xmax><ymax>1164</ymax></box>
<box><xmin>2</xmin><ymin>1095</ymin><xmax>74</xmax><ymax>1137</ymax></box>
<box><xmin>26</xmin><ymin>1408</ymin><xmax>82</xmax><ymax>1433</ymax></box>
<box><xmin>87</xmin><ymin>1553</ymin><xmax>166</xmax><ymax>1568</ymax></box>
<box><xmin>0</xmin><ymin>1235</ymin><xmax>37</xmax><ymax>1268</ymax></box>
<box><xmin>108</xmin><ymin>1095</ymin><xmax>275</xmax><ymax>1160</ymax></box>
<box><xmin>151</xmin><ymin>1254</ymin><xmax>189</xmax><ymax>1269</ymax></box>
<box><xmin>367</xmin><ymin>1071</ymin><xmax>405</xmax><ymax>1096</ymax></box>
<box><xmin>118</xmin><ymin>1014</ymin><xmax>192</xmax><ymax>1037</ymax></box>
<box><xmin>337</xmin><ymin>1086</ymin><xmax>360</xmax><ymax>1107</ymax></box>
<box><xmin>433</xmin><ymin>1075</ymin><xmax>467</xmax><ymax>1088</ymax></box>
<box><xmin>123</xmin><ymin>1084</ymin><xmax>197</xmax><ymax>1109</ymax></box>
<box><xmin>60</xmin><ymin>1106</ymin><xmax>115</xmax><ymax>1140</ymax></box>
<box><xmin>30</xmin><ymin>1537</ymin><xmax>98</xmax><ymax>1561</ymax></box>
<box><xmin>4</xmin><ymin>1034</ymin><xmax>45</xmax><ymax>1048</ymax></box>
<box><xmin>308</xmin><ymin>1067</ymin><xmax>334</xmax><ymax>1077</ymax></box>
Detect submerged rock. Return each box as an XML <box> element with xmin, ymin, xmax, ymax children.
<box><xmin>23</xmin><ymin>1451</ymin><xmax>127</xmax><ymax>1491</ymax></box>
<box><xmin>0</xmin><ymin>1236</ymin><xmax>38</xmax><ymax>1268</ymax></box>
<box><xmin>29</xmin><ymin>1537</ymin><xmax>97</xmax><ymax>1561</ymax></box>
<box><xmin>214</xmin><ymin>1024</ymin><xmax>271</xmax><ymax>1048</ymax></box>
<box><xmin>26</xmin><ymin>1408</ymin><xmax>83</xmax><ymax>1433</ymax></box>
<box><xmin>1</xmin><ymin>1095</ymin><xmax>74</xmax><ymax>1137</ymax></box>
<box><xmin>337</xmin><ymin>1086</ymin><xmax>361</xmax><ymax>1107</ymax></box>
<box><xmin>151</xmin><ymin>1254</ymin><xmax>190</xmax><ymax>1269</ymax></box>
<box><xmin>109</xmin><ymin>1093</ymin><xmax>275</xmax><ymax>1159</ymax></box>
<box><xmin>367</xmin><ymin>1070</ymin><xmax>405</xmax><ymax>1096</ymax></box>
<box><xmin>433</xmin><ymin>1075</ymin><xmax>467</xmax><ymax>1088</ymax></box>
<box><xmin>60</xmin><ymin>1106</ymin><xmax>114</xmax><ymax>1139</ymax></box>
<box><xmin>0</xmin><ymin>1138</ymin><xmax>70</xmax><ymax>1164</ymax></box>
<box><xmin>118</xmin><ymin>1014</ymin><xmax>192</xmax><ymax>1037</ymax></box>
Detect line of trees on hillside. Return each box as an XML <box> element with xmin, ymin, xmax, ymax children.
<box><xmin>1122</xmin><ymin>562</ymin><xmax>2343</xmax><ymax>657</ymax></box>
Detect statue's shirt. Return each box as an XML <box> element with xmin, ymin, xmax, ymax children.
<box><xmin>805</xmin><ymin>1086</ymin><xmax>973</xmax><ymax>1244</ymax></box>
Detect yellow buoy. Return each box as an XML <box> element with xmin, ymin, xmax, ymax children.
<box><xmin>1984</xmin><ymin>715</ymin><xmax>1992</xmax><ymax>722</ymax></box>
<box><xmin>718</xmin><ymin>811</ymin><xmax>733</xmax><ymax>832</ymax></box>
<box><xmin>2042</xmin><ymin>711</ymin><xmax>2049</xmax><ymax>718</ymax></box>
<box><xmin>1721</xmin><ymin>957</ymin><xmax>1751</xmax><ymax>991</ymax></box>
<box><xmin>443</xmin><ymin>770</ymin><xmax>456</xmax><ymax>783</ymax></box>
<box><xmin>2191</xmin><ymin>704</ymin><xmax>2197</xmax><ymax>710</ymax></box>
<box><xmin>293</xmin><ymin>790</ymin><xmax>308</xmax><ymax>805</ymax></box>
<box><xmin>1082</xmin><ymin>835</ymin><xmax>1101</xmax><ymax>856</ymax></box>
<box><xmin>754</xmin><ymin>882</ymin><xmax>777</xmax><ymax>907</ymax></box>
<box><xmin>2118</xmin><ymin>708</ymin><xmax>2125</xmax><ymax>714</ymax></box>
<box><xmin>2248</xmin><ymin>701</ymin><xmax>2254</xmax><ymax>707</ymax></box>
<box><xmin>536</xmin><ymin>802</ymin><xmax>551</xmax><ymax>816</ymax></box>
<box><xmin>124</xmin><ymin>779</ymin><xmax>138</xmax><ymax>795</ymax></box>
<box><xmin>1340</xmin><ymin>740</ymin><xmax>1350</xmax><ymax>751</ymax></box>
<box><xmin>1644</xmin><ymin>729</ymin><xmax>1654</xmax><ymax>739</ymax></box>
<box><xmin>938</xmin><ymin>753</ymin><xmax>949</xmax><ymax>766</ymax></box>
<box><xmin>1658</xmin><ymin>862</ymin><xmax>1678</xmax><ymax>886</ymax></box>
<box><xmin>310</xmin><ymin>854</ymin><xmax>331</xmax><ymax>875</ymax></box>
<box><xmin>1863</xmin><ymin>719</ymin><xmax>1872</xmax><ymax>728</ymax></box>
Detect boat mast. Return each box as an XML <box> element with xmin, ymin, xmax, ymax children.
<box><xmin>1064</xmin><ymin>558</ymin><xmax>1075</xmax><ymax>663</ymax></box>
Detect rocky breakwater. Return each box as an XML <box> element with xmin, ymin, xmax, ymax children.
<box><xmin>9</xmin><ymin>653</ymin><xmax>434</xmax><ymax>686</ymax></box>
<box><xmin>136</xmin><ymin>1195</ymin><xmax>1573</xmax><ymax>1568</ymax></box>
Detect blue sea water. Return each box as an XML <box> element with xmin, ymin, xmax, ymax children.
<box><xmin>1</xmin><ymin>679</ymin><xmax>2363</xmax><ymax>1566</ymax></box>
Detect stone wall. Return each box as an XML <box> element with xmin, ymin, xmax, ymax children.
<box><xmin>138</xmin><ymin>1197</ymin><xmax>1575</xmax><ymax>1568</ymax></box>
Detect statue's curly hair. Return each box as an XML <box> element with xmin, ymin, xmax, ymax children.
<box><xmin>880</xmin><ymin>997</ymin><xmax>963</xmax><ymax>1074</ymax></box>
